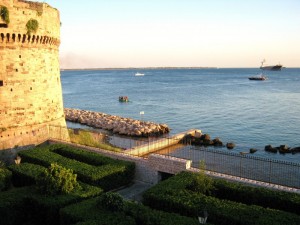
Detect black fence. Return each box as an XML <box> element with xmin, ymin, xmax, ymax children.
<box><xmin>159</xmin><ymin>144</ymin><xmax>300</xmax><ymax>189</ymax></box>
<box><xmin>48</xmin><ymin>126</ymin><xmax>300</xmax><ymax>189</ymax></box>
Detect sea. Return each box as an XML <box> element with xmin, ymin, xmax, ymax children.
<box><xmin>61</xmin><ymin>68</ymin><xmax>300</xmax><ymax>163</ymax></box>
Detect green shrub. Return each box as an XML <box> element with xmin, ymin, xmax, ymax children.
<box><xmin>0</xmin><ymin>160</ymin><xmax>5</xmax><ymax>168</ymax></box>
<box><xmin>50</xmin><ymin>144</ymin><xmax>124</xmax><ymax>166</ymax></box>
<box><xmin>0</xmin><ymin>168</ymin><xmax>11</xmax><ymax>191</ymax></box>
<box><xmin>212</xmin><ymin>178</ymin><xmax>300</xmax><ymax>215</ymax></box>
<box><xmin>0</xmin><ymin>183</ymin><xmax>102</xmax><ymax>225</ymax></box>
<box><xmin>60</xmin><ymin>196</ymin><xmax>201</xmax><ymax>225</ymax></box>
<box><xmin>143</xmin><ymin>172</ymin><xmax>300</xmax><ymax>225</ymax></box>
<box><xmin>19</xmin><ymin>145</ymin><xmax>135</xmax><ymax>190</ymax></box>
<box><xmin>124</xmin><ymin>201</ymin><xmax>203</xmax><ymax>225</ymax></box>
<box><xmin>0</xmin><ymin>6</ymin><xmax>9</xmax><ymax>24</ymax></box>
<box><xmin>187</xmin><ymin>160</ymin><xmax>214</xmax><ymax>195</ymax></box>
<box><xmin>8</xmin><ymin>163</ymin><xmax>45</xmax><ymax>187</ymax></box>
<box><xmin>37</xmin><ymin>163</ymin><xmax>79</xmax><ymax>195</ymax></box>
<box><xmin>60</xmin><ymin>197</ymin><xmax>135</xmax><ymax>225</ymax></box>
<box><xmin>0</xmin><ymin>186</ymin><xmax>33</xmax><ymax>225</ymax></box>
<box><xmin>26</xmin><ymin>19</ymin><xmax>38</xmax><ymax>34</ymax></box>
<box><xmin>97</xmin><ymin>192</ymin><xmax>124</xmax><ymax>212</ymax></box>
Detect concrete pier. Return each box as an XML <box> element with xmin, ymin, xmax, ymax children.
<box><xmin>125</xmin><ymin>129</ymin><xmax>202</xmax><ymax>156</ymax></box>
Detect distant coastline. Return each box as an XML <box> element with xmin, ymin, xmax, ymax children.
<box><xmin>60</xmin><ymin>67</ymin><xmax>218</xmax><ymax>71</ymax></box>
<box><xmin>60</xmin><ymin>67</ymin><xmax>299</xmax><ymax>71</ymax></box>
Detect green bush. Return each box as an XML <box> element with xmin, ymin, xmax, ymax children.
<box><xmin>60</xmin><ymin>196</ymin><xmax>201</xmax><ymax>225</ymax></box>
<box><xmin>0</xmin><ymin>160</ymin><xmax>5</xmax><ymax>168</ymax></box>
<box><xmin>60</xmin><ymin>197</ymin><xmax>135</xmax><ymax>225</ymax></box>
<box><xmin>37</xmin><ymin>163</ymin><xmax>79</xmax><ymax>195</ymax></box>
<box><xmin>26</xmin><ymin>19</ymin><xmax>38</xmax><ymax>34</ymax></box>
<box><xmin>186</xmin><ymin>161</ymin><xmax>214</xmax><ymax>195</ymax></box>
<box><xmin>143</xmin><ymin>172</ymin><xmax>300</xmax><ymax>225</ymax></box>
<box><xmin>0</xmin><ymin>168</ymin><xmax>11</xmax><ymax>191</ymax></box>
<box><xmin>97</xmin><ymin>192</ymin><xmax>124</xmax><ymax>212</ymax></box>
<box><xmin>0</xmin><ymin>186</ymin><xmax>33</xmax><ymax>225</ymax></box>
<box><xmin>212</xmin><ymin>178</ymin><xmax>300</xmax><ymax>215</ymax></box>
<box><xmin>50</xmin><ymin>144</ymin><xmax>125</xmax><ymax>166</ymax></box>
<box><xmin>124</xmin><ymin>201</ymin><xmax>204</xmax><ymax>225</ymax></box>
<box><xmin>0</xmin><ymin>6</ymin><xmax>10</xmax><ymax>24</ymax></box>
<box><xmin>8</xmin><ymin>163</ymin><xmax>45</xmax><ymax>187</ymax></box>
<box><xmin>0</xmin><ymin>183</ymin><xmax>102</xmax><ymax>225</ymax></box>
<box><xmin>19</xmin><ymin>145</ymin><xmax>135</xmax><ymax>190</ymax></box>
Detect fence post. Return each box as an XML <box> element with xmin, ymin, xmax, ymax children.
<box><xmin>269</xmin><ymin>160</ymin><xmax>272</xmax><ymax>185</ymax></box>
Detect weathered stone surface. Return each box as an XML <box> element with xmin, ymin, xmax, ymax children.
<box><xmin>0</xmin><ymin>1</ymin><xmax>69</xmax><ymax>150</ymax></box>
<box><xmin>264</xmin><ymin>145</ymin><xmax>277</xmax><ymax>153</ymax></box>
<box><xmin>226</xmin><ymin>142</ymin><xmax>236</xmax><ymax>150</ymax></box>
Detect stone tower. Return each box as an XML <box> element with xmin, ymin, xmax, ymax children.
<box><xmin>0</xmin><ymin>0</ymin><xmax>69</xmax><ymax>150</ymax></box>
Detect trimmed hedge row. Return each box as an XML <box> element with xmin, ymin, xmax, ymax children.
<box><xmin>60</xmin><ymin>196</ymin><xmax>203</xmax><ymax>225</ymax></box>
<box><xmin>143</xmin><ymin>172</ymin><xmax>300</xmax><ymax>225</ymax></box>
<box><xmin>0</xmin><ymin>168</ymin><xmax>12</xmax><ymax>191</ymax></box>
<box><xmin>0</xmin><ymin>184</ymin><xmax>102</xmax><ymax>225</ymax></box>
<box><xmin>0</xmin><ymin>186</ymin><xmax>32</xmax><ymax>225</ymax></box>
<box><xmin>18</xmin><ymin>145</ymin><xmax>135</xmax><ymax>190</ymax></box>
<box><xmin>50</xmin><ymin>144</ymin><xmax>128</xmax><ymax>166</ymax></box>
<box><xmin>213</xmin><ymin>178</ymin><xmax>300</xmax><ymax>215</ymax></box>
<box><xmin>8</xmin><ymin>163</ymin><xmax>45</xmax><ymax>187</ymax></box>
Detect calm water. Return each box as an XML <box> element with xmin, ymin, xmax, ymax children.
<box><xmin>61</xmin><ymin>68</ymin><xmax>300</xmax><ymax>162</ymax></box>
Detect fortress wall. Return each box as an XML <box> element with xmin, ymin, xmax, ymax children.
<box><xmin>0</xmin><ymin>0</ymin><xmax>68</xmax><ymax>150</ymax></box>
<box><xmin>1</xmin><ymin>0</ymin><xmax>60</xmax><ymax>38</ymax></box>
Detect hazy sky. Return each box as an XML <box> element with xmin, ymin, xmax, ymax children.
<box><xmin>37</xmin><ymin>0</ymin><xmax>300</xmax><ymax>68</ymax></box>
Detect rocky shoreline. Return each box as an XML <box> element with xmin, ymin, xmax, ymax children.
<box><xmin>64</xmin><ymin>108</ymin><xmax>170</xmax><ymax>137</ymax></box>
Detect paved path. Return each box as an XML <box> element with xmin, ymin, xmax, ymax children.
<box><xmin>116</xmin><ymin>181</ymin><xmax>154</xmax><ymax>202</ymax></box>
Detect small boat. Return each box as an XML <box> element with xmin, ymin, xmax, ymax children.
<box><xmin>135</xmin><ymin>72</ymin><xmax>144</xmax><ymax>76</ymax></box>
<box><xmin>119</xmin><ymin>96</ymin><xmax>129</xmax><ymax>102</ymax></box>
<box><xmin>260</xmin><ymin>59</ymin><xmax>282</xmax><ymax>71</ymax></box>
<box><xmin>248</xmin><ymin>74</ymin><xmax>267</xmax><ymax>81</ymax></box>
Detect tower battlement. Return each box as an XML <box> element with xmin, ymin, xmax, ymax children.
<box><xmin>0</xmin><ymin>0</ymin><xmax>69</xmax><ymax>150</ymax></box>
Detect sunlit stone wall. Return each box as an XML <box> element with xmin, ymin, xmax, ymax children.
<box><xmin>0</xmin><ymin>0</ymin><xmax>69</xmax><ymax>150</ymax></box>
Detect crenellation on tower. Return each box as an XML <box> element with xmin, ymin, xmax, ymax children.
<box><xmin>0</xmin><ymin>0</ymin><xmax>69</xmax><ymax>150</ymax></box>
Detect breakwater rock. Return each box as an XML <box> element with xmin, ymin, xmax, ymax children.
<box><xmin>182</xmin><ymin>133</ymin><xmax>226</xmax><ymax>147</ymax></box>
<box><xmin>265</xmin><ymin>144</ymin><xmax>300</xmax><ymax>154</ymax></box>
<box><xmin>64</xmin><ymin>108</ymin><xmax>170</xmax><ymax>137</ymax></box>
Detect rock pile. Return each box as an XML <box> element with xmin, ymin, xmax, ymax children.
<box><xmin>182</xmin><ymin>133</ymin><xmax>226</xmax><ymax>147</ymax></box>
<box><xmin>64</xmin><ymin>108</ymin><xmax>170</xmax><ymax>137</ymax></box>
<box><xmin>265</xmin><ymin>145</ymin><xmax>300</xmax><ymax>154</ymax></box>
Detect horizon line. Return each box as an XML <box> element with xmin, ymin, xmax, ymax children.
<box><xmin>60</xmin><ymin>66</ymin><xmax>298</xmax><ymax>71</ymax></box>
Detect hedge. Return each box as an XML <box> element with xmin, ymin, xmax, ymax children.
<box><xmin>0</xmin><ymin>168</ymin><xmax>12</xmax><ymax>191</ymax></box>
<box><xmin>0</xmin><ymin>184</ymin><xmax>102</xmax><ymax>225</ymax></box>
<box><xmin>18</xmin><ymin>145</ymin><xmax>135</xmax><ymax>190</ymax></box>
<box><xmin>213</xmin><ymin>177</ymin><xmax>300</xmax><ymax>215</ymax></box>
<box><xmin>50</xmin><ymin>144</ymin><xmax>129</xmax><ymax>166</ymax></box>
<box><xmin>8</xmin><ymin>163</ymin><xmax>45</xmax><ymax>187</ymax></box>
<box><xmin>0</xmin><ymin>186</ymin><xmax>30</xmax><ymax>225</ymax></box>
<box><xmin>143</xmin><ymin>172</ymin><xmax>300</xmax><ymax>225</ymax></box>
<box><xmin>60</xmin><ymin>196</ymin><xmax>203</xmax><ymax>225</ymax></box>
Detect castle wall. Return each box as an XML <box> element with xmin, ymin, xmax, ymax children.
<box><xmin>0</xmin><ymin>0</ymin><xmax>69</xmax><ymax>150</ymax></box>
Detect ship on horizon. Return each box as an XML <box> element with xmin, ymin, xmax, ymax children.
<box><xmin>260</xmin><ymin>59</ymin><xmax>282</xmax><ymax>71</ymax></box>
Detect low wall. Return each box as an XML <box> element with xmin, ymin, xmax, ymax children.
<box><xmin>149</xmin><ymin>154</ymin><xmax>192</xmax><ymax>174</ymax></box>
<box><xmin>125</xmin><ymin>129</ymin><xmax>201</xmax><ymax>156</ymax></box>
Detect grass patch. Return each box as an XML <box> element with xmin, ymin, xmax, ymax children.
<box><xmin>68</xmin><ymin>129</ymin><xmax>121</xmax><ymax>152</ymax></box>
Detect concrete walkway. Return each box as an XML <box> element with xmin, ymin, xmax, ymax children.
<box><xmin>116</xmin><ymin>181</ymin><xmax>154</xmax><ymax>202</ymax></box>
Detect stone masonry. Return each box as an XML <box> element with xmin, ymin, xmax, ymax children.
<box><xmin>0</xmin><ymin>0</ymin><xmax>69</xmax><ymax>150</ymax></box>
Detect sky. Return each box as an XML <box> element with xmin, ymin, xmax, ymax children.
<box><xmin>36</xmin><ymin>0</ymin><xmax>300</xmax><ymax>69</ymax></box>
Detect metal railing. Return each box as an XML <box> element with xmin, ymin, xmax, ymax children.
<box><xmin>161</xmin><ymin>145</ymin><xmax>300</xmax><ymax>189</ymax></box>
<box><xmin>47</xmin><ymin>125</ymin><xmax>300</xmax><ymax>189</ymax></box>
